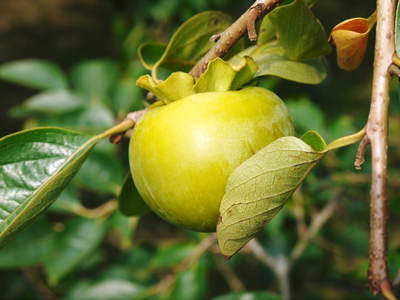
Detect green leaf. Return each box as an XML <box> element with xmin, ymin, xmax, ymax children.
<box><xmin>0</xmin><ymin>218</ymin><xmax>55</xmax><ymax>268</ymax></box>
<box><xmin>258</xmin><ymin>17</ymin><xmax>276</xmax><ymax>46</ymax></box>
<box><xmin>217</xmin><ymin>135</ymin><xmax>325</xmax><ymax>256</ymax></box>
<box><xmin>118</xmin><ymin>173</ymin><xmax>150</xmax><ymax>216</ymax></box>
<box><xmin>146</xmin><ymin>11</ymin><xmax>233</xmax><ymax>80</ymax></box>
<box><xmin>232</xmin><ymin>45</ymin><xmax>327</xmax><ymax>85</ymax></box>
<box><xmin>301</xmin><ymin>130</ymin><xmax>327</xmax><ymax>151</ymax></box>
<box><xmin>11</xmin><ymin>90</ymin><xmax>84</xmax><ymax>117</ymax></box>
<box><xmin>138</xmin><ymin>42</ymin><xmax>167</xmax><ymax>70</ymax></box>
<box><xmin>37</xmin><ymin>102</ymin><xmax>115</xmax><ymax>134</ymax></box>
<box><xmin>66</xmin><ymin>279</ymin><xmax>143</xmax><ymax>300</ymax></box>
<box><xmin>44</xmin><ymin>217</ymin><xmax>107</xmax><ymax>285</ymax></box>
<box><xmin>0</xmin><ymin>59</ymin><xmax>67</xmax><ymax>90</ymax></box>
<box><xmin>395</xmin><ymin>0</ymin><xmax>400</xmax><ymax>56</ymax></box>
<box><xmin>70</xmin><ymin>60</ymin><xmax>119</xmax><ymax>102</ymax></box>
<box><xmin>0</xmin><ymin>127</ymin><xmax>106</xmax><ymax>247</ymax></box>
<box><xmin>217</xmin><ymin>128</ymin><xmax>365</xmax><ymax>256</ymax></box>
<box><xmin>213</xmin><ymin>292</ymin><xmax>282</xmax><ymax>300</ymax></box>
<box><xmin>267</xmin><ymin>0</ymin><xmax>331</xmax><ymax>60</ymax></box>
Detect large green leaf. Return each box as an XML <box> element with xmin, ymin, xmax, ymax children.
<box><xmin>249</xmin><ymin>0</ymin><xmax>330</xmax><ymax>84</ymax></box>
<box><xmin>37</xmin><ymin>102</ymin><xmax>115</xmax><ymax>134</ymax></box>
<box><xmin>70</xmin><ymin>60</ymin><xmax>120</xmax><ymax>105</ymax></box>
<box><xmin>0</xmin><ymin>127</ymin><xmax>105</xmax><ymax>246</ymax></box>
<box><xmin>141</xmin><ymin>11</ymin><xmax>233</xmax><ymax>80</ymax></box>
<box><xmin>118</xmin><ymin>173</ymin><xmax>150</xmax><ymax>216</ymax></box>
<box><xmin>231</xmin><ymin>45</ymin><xmax>327</xmax><ymax>84</ymax></box>
<box><xmin>0</xmin><ymin>59</ymin><xmax>67</xmax><ymax>90</ymax></box>
<box><xmin>44</xmin><ymin>217</ymin><xmax>107</xmax><ymax>285</ymax></box>
<box><xmin>213</xmin><ymin>292</ymin><xmax>282</xmax><ymax>300</ymax></box>
<box><xmin>217</xmin><ymin>133</ymin><xmax>324</xmax><ymax>257</ymax></box>
<box><xmin>267</xmin><ymin>0</ymin><xmax>331</xmax><ymax>60</ymax></box>
<box><xmin>11</xmin><ymin>90</ymin><xmax>84</xmax><ymax>117</ymax></box>
<box><xmin>217</xmin><ymin>129</ymin><xmax>365</xmax><ymax>256</ymax></box>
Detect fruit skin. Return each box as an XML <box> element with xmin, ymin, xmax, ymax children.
<box><xmin>129</xmin><ymin>87</ymin><xmax>294</xmax><ymax>232</ymax></box>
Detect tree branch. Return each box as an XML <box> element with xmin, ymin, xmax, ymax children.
<box><xmin>291</xmin><ymin>194</ymin><xmax>338</xmax><ymax>262</ymax></box>
<box><xmin>189</xmin><ymin>0</ymin><xmax>282</xmax><ymax>79</ymax></box>
<box><xmin>212</xmin><ymin>254</ymin><xmax>246</xmax><ymax>292</ymax></box>
<box><xmin>247</xmin><ymin>239</ymin><xmax>291</xmax><ymax>300</ymax></box>
<box><xmin>149</xmin><ymin>234</ymin><xmax>217</xmax><ymax>295</ymax></box>
<box><xmin>363</xmin><ymin>0</ymin><xmax>396</xmax><ymax>296</ymax></box>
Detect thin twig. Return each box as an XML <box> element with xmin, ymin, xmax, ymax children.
<box><xmin>291</xmin><ymin>188</ymin><xmax>308</xmax><ymax>239</ymax></box>
<box><xmin>389</xmin><ymin>64</ymin><xmax>400</xmax><ymax>77</ymax></box>
<box><xmin>247</xmin><ymin>239</ymin><xmax>291</xmax><ymax>300</ymax></box>
<box><xmin>189</xmin><ymin>0</ymin><xmax>282</xmax><ymax>79</ymax></box>
<box><xmin>23</xmin><ymin>268</ymin><xmax>57</xmax><ymax>300</ymax></box>
<box><xmin>364</xmin><ymin>0</ymin><xmax>396</xmax><ymax>296</ymax></box>
<box><xmin>149</xmin><ymin>234</ymin><xmax>217</xmax><ymax>295</ymax></box>
<box><xmin>291</xmin><ymin>194</ymin><xmax>339</xmax><ymax>261</ymax></box>
<box><xmin>246</xmin><ymin>239</ymin><xmax>277</xmax><ymax>270</ymax></box>
<box><xmin>212</xmin><ymin>254</ymin><xmax>246</xmax><ymax>292</ymax></box>
<box><xmin>73</xmin><ymin>200</ymin><xmax>118</xmax><ymax>219</ymax></box>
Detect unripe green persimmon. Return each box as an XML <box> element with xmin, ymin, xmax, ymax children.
<box><xmin>129</xmin><ymin>87</ymin><xmax>294</xmax><ymax>232</ymax></box>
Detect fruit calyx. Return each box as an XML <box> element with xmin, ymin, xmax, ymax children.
<box><xmin>136</xmin><ymin>57</ymin><xmax>258</xmax><ymax>104</ymax></box>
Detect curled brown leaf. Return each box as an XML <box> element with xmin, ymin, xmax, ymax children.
<box><xmin>329</xmin><ymin>12</ymin><xmax>376</xmax><ymax>71</ymax></box>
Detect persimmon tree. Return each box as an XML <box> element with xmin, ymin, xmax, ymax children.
<box><xmin>0</xmin><ymin>0</ymin><xmax>399</xmax><ymax>299</ymax></box>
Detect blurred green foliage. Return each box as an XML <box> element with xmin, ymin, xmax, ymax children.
<box><xmin>0</xmin><ymin>0</ymin><xmax>400</xmax><ymax>300</ymax></box>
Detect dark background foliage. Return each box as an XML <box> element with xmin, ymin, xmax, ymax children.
<box><xmin>1</xmin><ymin>1</ymin><xmax>400</xmax><ymax>300</ymax></box>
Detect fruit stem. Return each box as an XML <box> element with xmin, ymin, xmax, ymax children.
<box><xmin>99</xmin><ymin>110</ymin><xmax>147</xmax><ymax>142</ymax></box>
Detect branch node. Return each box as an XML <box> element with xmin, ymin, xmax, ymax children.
<box><xmin>389</xmin><ymin>64</ymin><xmax>400</xmax><ymax>78</ymax></box>
<box><xmin>381</xmin><ymin>279</ymin><xmax>398</xmax><ymax>300</ymax></box>
<box><xmin>109</xmin><ymin>109</ymin><xmax>147</xmax><ymax>144</ymax></box>
<box><xmin>247</xmin><ymin>4</ymin><xmax>265</xmax><ymax>41</ymax></box>
<box><xmin>210</xmin><ymin>33</ymin><xmax>222</xmax><ymax>42</ymax></box>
